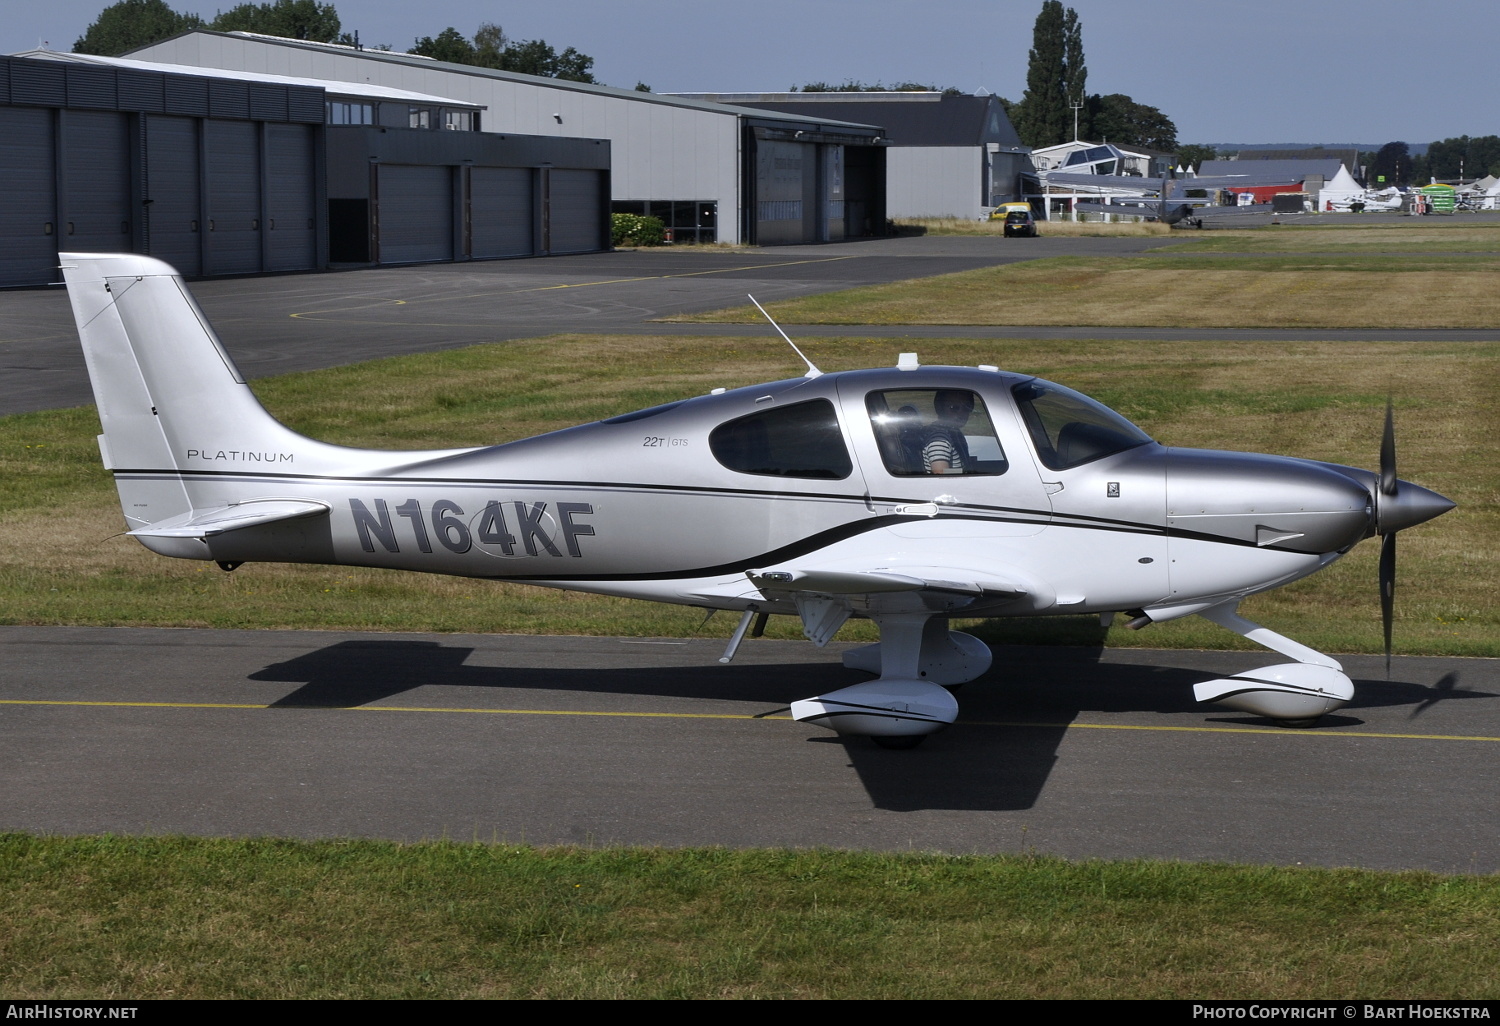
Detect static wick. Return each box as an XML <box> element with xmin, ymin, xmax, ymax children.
<box><xmin>748</xmin><ymin>294</ymin><xmax>822</xmax><ymax>379</ymax></box>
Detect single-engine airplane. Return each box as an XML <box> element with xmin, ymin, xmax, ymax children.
<box><xmin>60</xmin><ymin>252</ymin><xmax>1454</xmax><ymax>748</ymax></box>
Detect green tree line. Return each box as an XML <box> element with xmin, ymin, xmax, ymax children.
<box><xmin>72</xmin><ymin>1</ymin><xmax>596</xmax><ymax>83</ymax></box>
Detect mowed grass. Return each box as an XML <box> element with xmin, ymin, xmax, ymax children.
<box><xmin>683</xmin><ymin>253</ymin><xmax>1500</xmax><ymax>328</ymax></box>
<box><xmin>1167</xmin><ymin>221</ymin><xmax>1500</xmax><ymax>254</ymax></box>
<box><xmin>0</xmin><ymin>335</ymin><xmax>1493</xmax><ymax>657</ymax></box>
<box><xmin>895</xmin><ymin>216</ymin><xmax>1173</xmax><ymax>237</ymax></box>
<box><xmin>4</xmin><ymin>834</ymin><xmax>1499</xmax><ymax>999</ymax></box>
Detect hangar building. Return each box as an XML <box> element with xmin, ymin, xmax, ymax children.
<box><xmin>0</xmin><ymin>51</ymin><xmax>611</xmax><ymax>287</ymax></box>
<box><xmin>126</xmin><ymin>31</ymin><xmax>889</xmax><ymax>245</ymax></box>
<box><xmin>670</xmin><ymin>91</ymin><xmax>1031</xmax><ymax>221</ymax></box>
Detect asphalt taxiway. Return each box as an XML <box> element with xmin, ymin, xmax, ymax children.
<box><xmin>2</xmin><ymin>626</ymin><xmax>1496</xmax><ymax>872</ymax></box>
<box><xmin>2</xmin><ymin>235</ymin><xmax>1494</xmax><ymax>869</ymax></box>
<box><xmin>8</xmin><ymin>233</ymin><xmax>1497</xmax><ymax>416</ymax></box>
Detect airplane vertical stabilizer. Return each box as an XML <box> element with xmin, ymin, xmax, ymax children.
<box><xmin>60</xmin><ymin>253</ymin><xmax>305</xmax><ymax>474</ymax></box>
<box><xmin>59</xmin><ymin>253</ymin><xmax>474</xmax><ymax>535</ymax></box>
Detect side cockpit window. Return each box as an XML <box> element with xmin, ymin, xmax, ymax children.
<box><xmin>710</xmin><ymin>399</ymin><xmax>852</xmax><ymax>479</ymax></box>
<box><xmin>865</xmin><ymin>389</ymin><xmax>1007</xmax><ymax>476</ymax></box>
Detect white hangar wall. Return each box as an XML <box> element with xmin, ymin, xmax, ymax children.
<box><xmin>130</xmin><ymin>33</ymin><xmax>745</xmax><ymax>243</ymax></box>
<box><xmin>887</xmin><ymin>147</ymin><xmax>985</xmax><ymax>220</ymax></box>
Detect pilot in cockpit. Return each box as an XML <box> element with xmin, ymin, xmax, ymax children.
<box><xmin>923</xmin><ymin>389</ymin><xmax>974</xmax><ymax>474</ymax></box>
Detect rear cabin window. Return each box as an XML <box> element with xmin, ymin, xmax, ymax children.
<box><xmin>709</xmin><ymin>399</ymin><xmax>852</xmax><ymax>479</ymax></box>
<box><xmin>865</xmin><ymin>389</ymin><xmax>1007</xmax><ymax>476</ymax></box>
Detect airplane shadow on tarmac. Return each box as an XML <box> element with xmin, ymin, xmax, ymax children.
<box><xmin>247</xmin><ymin>632</ymin><xmax>1492</xmax><ymax>813</ymax></box>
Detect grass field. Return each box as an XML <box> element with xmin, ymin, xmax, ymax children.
<box><xmin>1167</xmin><ymin>222</ymin><xmax>1500</xmax><ymax>254</ymax></box>
<box><xmin>894</xmin><ymin>216</ymin><xmax>1173</xmax><ymax>237</ymax></box>
<box><xmin>5</xmin><ymin>231</ymin><xmax>1498</xmax><ymax>1000</ymax></box>
<box><xmin>681</xmin><ymin>252</ymin><xmax>1500</xmax><ymax>329</ymax></box>
<box><xmin>1</xmin><ymin>334</ymin><xmax>1492</xmax><ymax>657</ymax></box>
<box><xmin>4</xmin><ymin>835</ymin><xmax>1498</xmax><ymax>999</ymax></box>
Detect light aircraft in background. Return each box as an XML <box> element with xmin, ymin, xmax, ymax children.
<box><xmin>60</xmin><ymin>253</ymin><xmax>1454</xmax><ymax>748</ymax></box>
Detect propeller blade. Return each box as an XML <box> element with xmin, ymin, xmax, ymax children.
<box><xmin>1380</xmin><ymin>399</ymin><xmax>1398</xmax><ymax>497</ymax></box>
<box><xmin>1380</xmin><ymin>532</ymin><xmax>1396</xmax><ymax>678</ymax></box>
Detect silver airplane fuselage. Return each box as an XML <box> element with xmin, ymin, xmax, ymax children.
<box><xmin>60</xmin><ymin>252</ymin><xmax>1454</xmax><ymax>744</ymax></box>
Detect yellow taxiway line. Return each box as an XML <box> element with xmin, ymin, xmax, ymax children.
<box><xmin>3</xmin><ymin>699</ymin><xmax>1498</xmax><ymax>743</ymax></box>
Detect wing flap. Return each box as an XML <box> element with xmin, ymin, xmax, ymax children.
<box><xmin>130</xmin><ymin>498</ymin><xmax>331</xmax><ymax>539</ymax></box>
<box><xmin>747</xmin><ymin>566</ymin><xmax>1024</xmax><ymax>599</ymax></box>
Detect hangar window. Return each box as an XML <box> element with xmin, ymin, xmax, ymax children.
<box><xmin>326</xmin><ymin>101</ymin><xmax>373</xmax><ymax>125</ymax></box>
<box><xmin>443</xmin><ymin>110</ymin><xmax>474</xmax><ymax>131</ymax></box>
<box><xmin>865</xmin><ymin>389</ymin><xmax>1006</xmax><ymax>476</ymax></box>
<box><xmin>408</xmin><ymin>107</ymin><xmax>431</xmax><ymax>129</ymax></box>
<box><xmin>611</xmin><ymin>200</ymin><xmax>718</xmax><ymax>243</ymax></box>
<box><xmin>710</xmin><ymin>400</ymin><xmax>851</xmax><ymax>479</ymax></box>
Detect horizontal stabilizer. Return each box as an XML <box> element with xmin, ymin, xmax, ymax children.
<box><xmin>129</xmin><ymin>498</ymin><xmax>331</xmax><ymax>540</ymax></box>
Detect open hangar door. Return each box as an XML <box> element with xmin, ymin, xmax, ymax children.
<box><xmin>741</xmin><ymin>121</ymin><xmax>886</xmax><ymax>246</ymax></box>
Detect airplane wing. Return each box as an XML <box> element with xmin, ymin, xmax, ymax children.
<box><xmin>129</xmin><ymin>498</ymin><xmax>331</xmax><ymax>539</ymax></box>
<box><xmin>745</xmin><ymin>566</ymin><xmax>1029</xmax><ymax>646</ymax></box>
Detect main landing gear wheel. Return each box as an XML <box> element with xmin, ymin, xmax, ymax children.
<box><xmin>1272</xmin><ymin>717</ymin><xmax>1320</xmax><ymax>729</ymax></box>
<box><xmin>871</xmin><ymin>735</ymin><xmax>926</xmax><ymax>750</ymax></box>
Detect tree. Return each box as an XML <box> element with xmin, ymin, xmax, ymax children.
<box><xmin>1424</xmin><ymin>135</ymin><xmax>1500</xmax><ymax>181</ymax></box>
<box><xmin>1087</xmin><ymin>93</ymin><xmax>1177</xmax><ymax>151</ymax></box>
<box><xmin>74</xmin><ymin>0</ymin><xmax>202</xmax><ymax>56</ymax></box>
<box><xmin>410</xmin><ymin>27</ymin><xmax>475</xmax><ymax>64</ymax></box>
<box><xmin>1013</xmin><ymin>1</ymin><xmax>1070</xmax><ymax>148</ymax></box>
<box><xmin>1369</xmin><ymin>142</ymin><xmax>1411</xmax><ymax>186</ymax></box>
<box><xmin>408</xmin><ymin>23</ymin><xmax>595</xmax><ymax>82</ymax></box>
<box><xmin>208</xmin><ymin>0</ymin><xmax>340</xmax><ymax>41</ymax></box>
<box><xmin>1061</xmin><ymin>5</ymin><xmax>1086</xmax><ymax>136</ymax></box>
<box><xmin>1176</xmin><ymin>144</ymin><xmax>1217</xmax><ymax>171</ymax></box>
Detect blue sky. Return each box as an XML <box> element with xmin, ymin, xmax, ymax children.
<box><xmin>8</xmin><ymin>0</ymin><xmax>1494</xmax><ymax>145</ymax></box>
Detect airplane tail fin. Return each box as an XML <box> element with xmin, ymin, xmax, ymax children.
<box><xmin>60</xmin><ymin>253</ymin><xmax>332</xmax><ymax>540</ymax></box>
<box><xmin>61</xmin><ymin>253</ymin><xmax>477</xmax><ymax>553</ymax></box>
<box><xmin>61</xmin><ymin>252</ymin><xmax>287</xmax><ymax>469</ymax></box>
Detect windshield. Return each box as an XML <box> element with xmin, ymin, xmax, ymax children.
<box><xmin>1011</xmin><ymin>379</ymin><xmax>1152</xmax><ymax>470</ymax></box>
<box><xmin>1005</xmin><ymin>211</ymin><xmax>1030</xmax><ymax>223</ymax></box>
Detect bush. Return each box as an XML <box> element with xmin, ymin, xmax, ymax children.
<box><xmin>611</xmin><ymin>213</ymin><xmax>666</xmax><ymax>247</ymax></box>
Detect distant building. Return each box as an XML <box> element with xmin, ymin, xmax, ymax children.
<box><xmin>670</xmin><ymin>91</ymin><xmax>1030</xmax><ymax>221</ymax></box>
<box><xmin>0</xmin><ymin>49</ymin><xmax>615</xmax><ymax>286</ymax></box>
<box><xmin>1030</xmin><ymin>140</ymin><xmax>1175</xmax><ymax>178</ymax></box>
<box><xmin>125</xmin><ymin>31</ymin><xmax>888</xmax><ymax>245</ymax></box>
<box><xmin>1232</xmin><ymin>147</ymin><xmax>1360</xmax><ymax>171</ymax></box>
<box><xmin>1196</xmin><ymin>158</ymin><xmax>1350</xmax><ymax>203</ymax></box>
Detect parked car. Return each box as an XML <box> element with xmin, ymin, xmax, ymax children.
<box><xmin>1003</xmin><ymin>210</ymin><xmax>1038</xmax><ymax>237</ymax></box>
<box><xmin>988</xmin><ymin>201</ymin><xmax>1033</xmax><ymax>221</ymax></box>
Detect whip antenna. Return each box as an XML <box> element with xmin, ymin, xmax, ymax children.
<box><xmin>748</xmin><ymin>294</ymin><xmax>822</xmax><ymax>379</ymax></box>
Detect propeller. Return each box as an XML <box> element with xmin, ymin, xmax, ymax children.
<box><xmin>1372</xmin><ymin>401</ymin><xmax>1455</xmax><ymax>677</ymax></box>
<box><xmin>1379</xmin><ymin>400</ymin><xmax>1397</xmax><ymax>677</ymax></box>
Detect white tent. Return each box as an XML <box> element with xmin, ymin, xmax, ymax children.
<box><xmin>1318</xmin><ymin>165</ymin><xmax>1365</xmax><ymax>211</ymax></box>
<box><xmin>1483</xmin><ymin>178</ymin><xmax>1500</xmax><ymax>210</ymax></box>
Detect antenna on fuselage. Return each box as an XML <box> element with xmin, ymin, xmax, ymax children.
<box><xmin>748</xmin><ymin>294</ymin><xmax>822</xmax><ymax>379</ymax></box>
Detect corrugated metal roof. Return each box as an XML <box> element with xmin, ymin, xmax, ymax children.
<box><xmin>124</xmin><ymin>31</ymin><xmax>882</xmax><ymax>134</ymax></box>
<box><xmin>1197</xmin><ymin>158</ymin><xmax>1345</xmax><ymax>180</ymax></box>
<box><xmin>18</xmin><ymin>48</ymin><xmax>486</xmax><ymax>109</ymax></box>
<box><xmin>670</xmin><ymin>92</ymin><xmax>1025</xmax><ymax>149</ymax></box>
